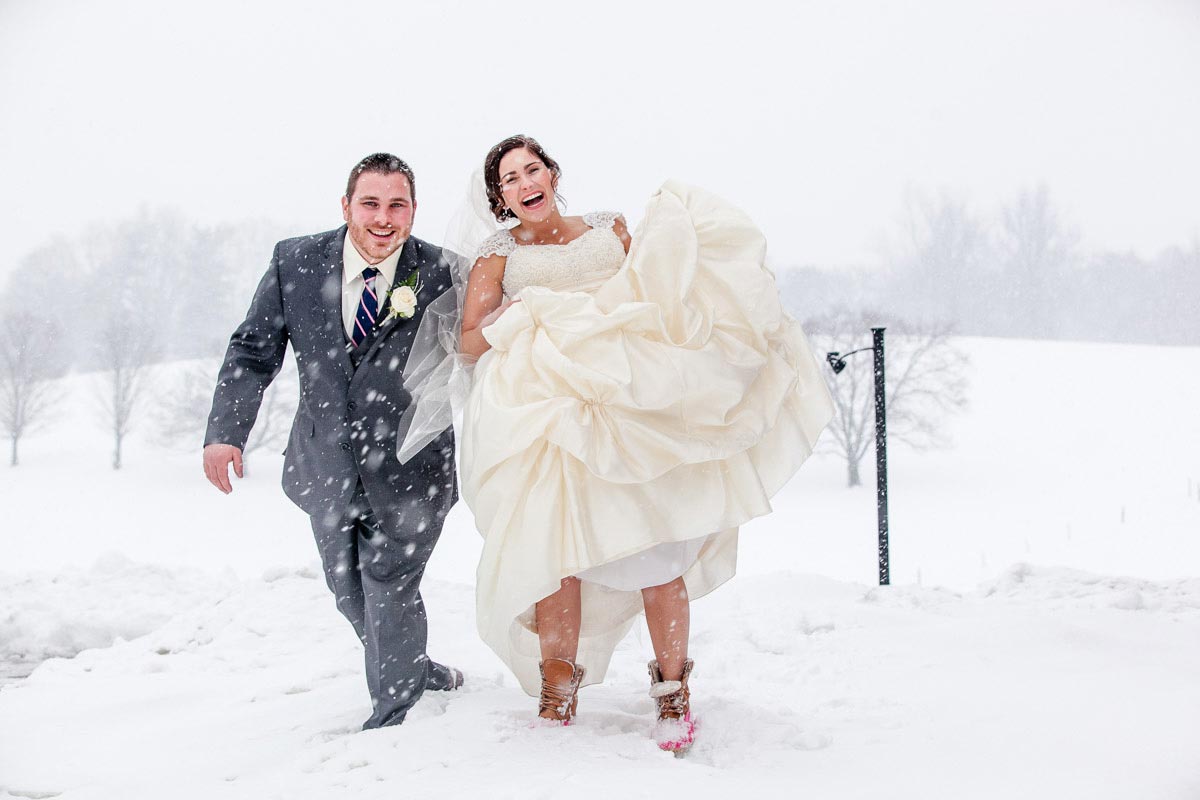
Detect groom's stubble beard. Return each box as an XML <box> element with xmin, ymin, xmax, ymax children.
<box><xmin>342</xmin><ymin>172</ymin><xmax>417</xmax><ymax>264</ymax></box>
<box><xmin>347</xmin><ymin>222</ymin><xmax>409</xmax><ymax>264</ymax></box>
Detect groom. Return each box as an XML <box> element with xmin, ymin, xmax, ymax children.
<box><xmin>203</xmin><ymin>153</ymin><xmax>462</xmax><ymax>730</ymax></box>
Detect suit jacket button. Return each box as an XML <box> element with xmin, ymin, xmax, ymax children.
<box><xmin>347</xmin><ymin>401</ymin><xmax>357</xmax><ymax>411</ymax></box>
<box><xmin>340</xmin><ymin>442</ymin><xmax>351</xmax><ymax>452</ymax></box>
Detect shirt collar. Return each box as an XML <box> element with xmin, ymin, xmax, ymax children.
<box><xmin>342</xmin><ymin>231</ymin><xmax>404</xmax><ymax>288</ymax></box>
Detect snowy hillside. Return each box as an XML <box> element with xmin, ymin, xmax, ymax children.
<box><xmin>1</xmin><ymin>336</ymin><xmax>1198</xmax><ymax>798</ymax></box>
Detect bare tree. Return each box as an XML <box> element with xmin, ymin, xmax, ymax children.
<box><xmin>0</xmin><ymin>310</ymin><xmax>62</xmax><ymax>466</ymax></box>
<box><xmin>153</xmin><ymin>361</ymin><xmax>217</xmax><ymax>449</ymax></box>
<box><xmin>889</xmin><ymin>188</ymin><xmax>992</xmax><ymax>330</ymax></box>
<box><xmin>153</xmin><ymin>356</ymin><xmax>298</xmax><ymax>469</ymax></box>
<box><xmin>243</xmin><ymin>365</ymin><xmax>299</xmax><ymax>461</ymax></box>
<box><xmin>95</xmin><ymin>316</ymin><xmax>156</xmax><ymax>470</ymax></box>
<box><xmin>806</xmin><ymin>308</ymin><xmax>969</xmax><ymax>487</ymax></box>
<box><xmin>997</xmin><ymin>184</ymin><xmax>1078</xmax><ymax>339</ymax></box>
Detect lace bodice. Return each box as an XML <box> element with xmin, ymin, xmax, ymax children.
<box><xmin>477</xmin><ymin>212</ymin><xmax>626</xmax><ymax>297</ymax></box>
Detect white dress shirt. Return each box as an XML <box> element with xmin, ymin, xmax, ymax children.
<box><xmin>341</xmin><ymin>234</ymin><xmax>405</xmax><ymax>340</ymax></box>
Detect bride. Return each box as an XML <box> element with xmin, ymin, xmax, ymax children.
<box><xmin>458</xmin><ymin>135</ymin><xmax>832</xmax><ymax>752</ymax></box>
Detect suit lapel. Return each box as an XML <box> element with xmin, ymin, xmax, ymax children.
<box><xmin>321</xmin><ymin>226</ymin><xmax>355</xmax><ymax>381</ymax></box>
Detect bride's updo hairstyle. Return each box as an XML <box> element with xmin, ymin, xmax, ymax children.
<box><xmin>484</xmin><ymin>134</ymin><xmax>564</xmax><ymax>222</ymax></box>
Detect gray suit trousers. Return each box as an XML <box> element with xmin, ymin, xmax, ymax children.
<box><xmin>310</xmin><ymin>480</ymin><xmax>452</xmax><ymax>729</ymax></box>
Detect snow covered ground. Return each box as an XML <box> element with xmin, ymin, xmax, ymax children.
<box><xmin>2</xmin><ymin>336</ymin><xmax>1199</xmax><ymax>798</ymax></box>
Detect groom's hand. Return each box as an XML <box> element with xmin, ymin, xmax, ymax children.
<box><xmin>203</xmin><ymin>444</ymin><xmax>244</xmax><ymax>494</ymax></box>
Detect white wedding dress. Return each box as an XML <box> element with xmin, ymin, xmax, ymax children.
<box><xmin>461</xmin><ymin>181</ymin><xmax>833</xmax><ymax>695</ymax></box>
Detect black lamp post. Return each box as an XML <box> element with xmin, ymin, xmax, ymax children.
<box><xmin>826</xmin><ymin>327</ymin><xmax>890</xmax><ymax>586</ymax></box>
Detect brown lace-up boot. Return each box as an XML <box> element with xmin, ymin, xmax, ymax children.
<box><xmin>538</xmin><ymin>658</ymin><xmax>585</xmax><ymax>724</ymax></box>
<box><xmin>648</xmin><ymin>658</ymin><xmax>695</xmax><ymax>754</ymax></box>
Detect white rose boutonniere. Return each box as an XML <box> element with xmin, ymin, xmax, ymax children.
<box><xmin>385</xmin><ymin>270</ymin><xmax>422</xmax><ymax>321</ymax></box>
<box><xmin>389</xmin><ymin>286</ymin><xmax>418</xmax><ymax>319</ymax></box>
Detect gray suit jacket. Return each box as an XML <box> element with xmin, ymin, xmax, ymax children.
<box><xmin>205</xmin><ymin>226</ymin><xmax>458</xmax><ymax>525</ymax></box>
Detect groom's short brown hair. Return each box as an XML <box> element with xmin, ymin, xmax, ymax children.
<box><xmin>346</xmin><ymin>153</ymin><xmax>416</xmax><ymax>201</ymax></box>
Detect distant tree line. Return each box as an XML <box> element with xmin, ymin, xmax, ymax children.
<box><xmin>779</xmin><ymin>184</ymin><xmax>1200</xmax><ymax>347</ymax></box>
<box><xmin>782</xmin><ymin>184</ymin><xmax>1196</xmax><ymax>485</ymax></box>
<box><xmin>0</xmin><ymin>210</ymin><xmax>294</xmax><ymax>467</ymax></box>
<box><xmin>4</xmin><ymin>209</ymin><xmax>287</xmax><ymax>368</ymax></box>
<box><xmin>2</xmin><ymin>188</ymin><xmax>1194</xmax><ymax>470</ymax></box>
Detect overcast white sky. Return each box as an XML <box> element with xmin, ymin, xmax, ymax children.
<box><xmin>1</xmin><ymin>0</ymin><xmax>1197</xmax><ymax>277</ymax></box>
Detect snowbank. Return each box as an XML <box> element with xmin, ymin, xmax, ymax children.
<box><xmin>0</xmin><ymin>553</ymin><xmax>236</xmax><ymax>667</ymax></box>
<box><xmin>1</xmin><ymin>564</ymin><xmax>1198</xmax><ymax>799</ymax></box>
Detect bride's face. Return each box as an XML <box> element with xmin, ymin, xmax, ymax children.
<box><xmin>498</xmin><ymin>147</ymin><xmax>557</xmax><ymax>224</ymax></box>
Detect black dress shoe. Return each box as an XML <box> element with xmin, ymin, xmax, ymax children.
<box><xmin>427</xmin><ymin>660</ymin><xmax>464</xmax><ymax>691</ymax></box>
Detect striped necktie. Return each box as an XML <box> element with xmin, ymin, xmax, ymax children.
<box><xmin>351</xmin><ymin>267</ymin><xmax>380</xmax><ymax>347</ymax></box>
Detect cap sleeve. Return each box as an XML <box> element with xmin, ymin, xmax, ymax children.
<box><xmin>476</xmin><ymin>229</ymin><xmax>517</xmax><ymax>259</ymax></box>
<box><xmin>583</xmin><ymin>211</ymin><xmax>622</xmax><ymax>231</ymax></box>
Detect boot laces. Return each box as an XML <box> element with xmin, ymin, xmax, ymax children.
<box><xmin>539</xmin><ymin>680</ymin><xmax>575</xmax><ymax>718</ymax></box>
<box><xmin>654</xmin><ymin>686</ymin><xmax>690</xmax><ymax>720</ymax></box>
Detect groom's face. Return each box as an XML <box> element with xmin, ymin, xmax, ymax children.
<box><xmin>341</xmin><ymin>171</ymin><xmax>417</xmax><ymax>264</ymax></box>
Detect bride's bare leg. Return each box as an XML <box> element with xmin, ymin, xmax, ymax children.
<box><xmin>641</xmin><ymin>576</ymin><xmax>690</xmax><ymax>681</ymax></box>
<box><xmin>535</xmin><ymin>576</ymin><xmax>582</xmax><ymax>662</ymax></box>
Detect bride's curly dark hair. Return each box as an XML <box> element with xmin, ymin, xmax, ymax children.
<box><xmin>483</xmin><ymin>134</ymin><xmax>565</xmax><ymax>222</ymax></box>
